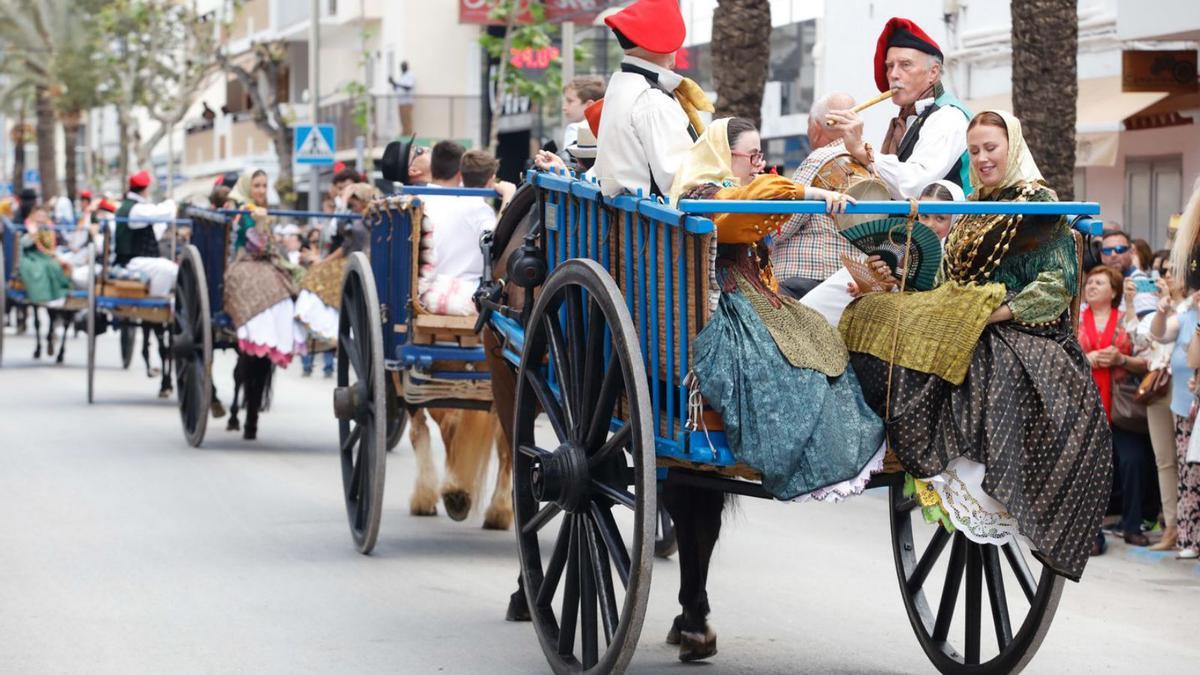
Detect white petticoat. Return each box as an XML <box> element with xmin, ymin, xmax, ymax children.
<box><xmin>294</xmin><ymin>289</ymin><xmax>339</xmax><ymax>342</ymax></box>
<box><xmin>926</xmin><ymin>457</ymin><xmax>1033</xmax><ymax>548</ymax></box>
<box><xmin>237</xmin><ymin>298</ymin><xmax>305</xmax><ymax>367</ymax></box>
<box><xmin>798</xmin><ymin>267</ymin><xmax>855</xmax><ymax>327</ymax></box>
<box><xmin>791</xmin><ymin>441</ymin><xmax>886</xmax><ymax>503</ymax></box>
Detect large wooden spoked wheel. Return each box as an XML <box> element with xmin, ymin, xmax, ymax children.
<box><xmin>513</xmin><ymin>259</ymin><xmax>656</xmax><ymax>675</ymax></box>
<box><xmin>334</xmin><ymin>252</ymin><xmax>387</xmax><ymax>554</ymax></box>
<box><xmin>172</xmin><ymin>245</ymin><xmax>213</xmax><ymax>447</ymax></box>
<box><xmin>890</xmin><ymin>484</ymin><xmax>1065</xmax><ymax>674</ymax></box>
<box><xmin>119</xmin><ymin>324</ymin><xmax>137</xmax><ymax>369</ymax></box>
<box><xmin>86</xmin><ymin>243</ymin><xmax>97</xmax><ymax>403</ymax></box>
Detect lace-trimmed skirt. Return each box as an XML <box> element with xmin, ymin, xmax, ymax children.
<box><xmin>849</xmin><ymin>317</ymin><xmax>1112</xmax><ymax>581</ymax></box>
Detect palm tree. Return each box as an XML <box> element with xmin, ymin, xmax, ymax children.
<box><xmin>0</xmin><ymin>80</ymin><xmax>35</xmax><ymax>194</ymax></box>
<box><xmin>1011</xmin><ymin>0</ymin><xmax>1078</xmax><ymax>200</ymax></box>
<box><xmin>0</xmin><ymin>0</ymin><xmax>107</xmax><ymax>199</ymax></box>
<box><xmin>711</xmin><ymin>0</ymin><xmax>772</xmax><ymax>126</ymax></box>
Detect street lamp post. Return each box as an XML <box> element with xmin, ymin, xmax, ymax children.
<box><xmin>309</xmin><ymin>0</ymin><xmax>320</xmax><ymax>215</ymax></box>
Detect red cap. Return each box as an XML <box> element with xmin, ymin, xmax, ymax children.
<box><xmin>97</xmin><ymin>199</ymin><xmax>118</xmax><ymax>213</ymax></box>
<box><xmin>605</xmin><ymin>0</ymin><xmax>685</xmax><ymax>55</ymax></box>
<box><xmin>129</xmin><ymin>170</ymin><xmax>152</xmax><ymax>190</ymax></box>
<box><xmin>333</xmin><ymin>161</ymin><xmax>346</xmax><ymax>173</ymax></box>
<box><xmin>874</xmin><ymin>18</ymin><xmax>943</xmax><ymax>92</ymax></box>
<box><xmin>80</xmin><ymin>190</ymin><xmax>93</xmax><ymax>199</ymax></box>
<box><xmin>584</xmin><ymin>99</ymin><xmax>603</xmax><ymax>137</ymax></box>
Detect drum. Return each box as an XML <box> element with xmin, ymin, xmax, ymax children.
<box><xmin>810</xmin><ymin>152</ymin><xmax>872</xmax><ymax>193</ymax></box>
<box><xmin>811</xmin><ymin>152</ymin><xmax>893</xmax><ymax>230</ymax></box>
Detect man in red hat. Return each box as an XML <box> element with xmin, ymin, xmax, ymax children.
<box><xmin>826</xmin><ymin>17</ymin><xmax>972</xmax><ymax>198</ymax></box>
<box><xmin>114</xmin><ymin>170</ymin><xmax>179</xmax><ymax>298</ymax></box>
<box><xmin>589</xmin><ymin>0</ymin><xmax>712</xmax><ymax>198</ymax></box>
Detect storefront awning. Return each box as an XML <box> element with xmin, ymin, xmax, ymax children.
<box><xmin>965</xmin><ymin>76</ymin><xmax>1171</xmax><ymax>167</ymax></box>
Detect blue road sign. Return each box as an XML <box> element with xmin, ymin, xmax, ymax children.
<box><xmin>23</xmin><ymin>169</ymin><xmax>40</xmax><ymax>185</ymax></box>
<box><xmin>294</xmin><ymin>124</ymin><xmax>336</xmax><ymax>166</ymax></box>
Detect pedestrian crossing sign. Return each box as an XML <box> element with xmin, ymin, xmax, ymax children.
<box><xmin>294</xmin><ymin>124</ymin><xmax>336</xmax><ymax>165</ymax></box>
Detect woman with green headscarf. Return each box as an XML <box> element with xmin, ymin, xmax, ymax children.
<box><xmin>841</xmin><ymin>110</ymin><xmax>1112</xmax><ymax>581</ymax></box>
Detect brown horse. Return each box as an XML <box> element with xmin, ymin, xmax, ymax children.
<box><xmin>407</xmin><ymin>407</ymin><xmax>512</xmax><ymax>530</ymax></box>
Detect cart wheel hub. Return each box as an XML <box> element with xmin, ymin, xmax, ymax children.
<box><xmin>332</xmin><ymin>382</ymin><xmax>367</xmax><ymax>422</ymax></box>
<box><xmin>170</xmin><ymin>332</ymin><xmax>193</xmax><ymax>359</ymax></box>
<box><xmin>530</xmin><ymin>442</ymin><xmax>590</xmax><ymax>512</ymax></box>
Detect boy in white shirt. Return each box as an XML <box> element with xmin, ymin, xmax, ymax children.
<box><xmin>418</xmin><ymin>142</ymin><xmax>509</xmax><ymax>315</ymax></box>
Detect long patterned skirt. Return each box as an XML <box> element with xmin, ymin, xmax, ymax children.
<box><xmin>849</xmin><ymin>317</ymin><xmax>1112</xmax><ymax>581</ymax></box>
<box><xmin>1171</xmin><ymin>415</ymin><xmax>1200</xmax><ymax>551</ymax></box>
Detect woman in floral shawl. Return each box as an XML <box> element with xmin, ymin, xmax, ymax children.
<box><xmin>840</xmin><ymin>110</ymin><xmax>1111</xmax><ymax>581</ymax></box>
<box><xmin>673</xmin><ymin>117</ymin><xmax>885</xmax><ymax>501</ymax></box>
<box><xmin>221</xmin><ymin>170</ymin><xmax>304</xmax><ymax>439</ymax></box>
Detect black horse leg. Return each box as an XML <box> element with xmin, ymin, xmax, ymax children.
<box><xmin>55</xmin><ymin>312</ymin><xmax>68</xmax><ymax>364</ymax></box>
<box><xmin>46</xmin><ymin>310</ymin><xmax>57</xmax><ymax>357</ymax></box>
<box><xmin>156</xmin><ymin>327</ymin><xmax>172</xmax><ymax>397</ymax></box>
<box><xmin>242</xmin><ymin>356</ymin><xmax>270</xmax><ymax>440</ymax></box>
<box><xmin>662</xmin><ymin>481</ymin><xmax>725</xmax><ymax>662</ymax></box>
<box><xmin>227</xmin><ymin>356</ymin><xmax>245</xmax><ymax>432</ymax></box>
<box><xmin>33</xmin><ymin>307</ymin><xmax>42</xmax><ymax>359</ymax></box>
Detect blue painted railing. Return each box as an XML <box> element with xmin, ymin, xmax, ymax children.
<box><xmin>531</xmin><ymin>170</ymin><xmax>1105</xmax><ymax>468</ymax></box>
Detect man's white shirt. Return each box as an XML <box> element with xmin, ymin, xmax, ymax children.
<box><xmin>124</xmin><ymin>192</ymin><xmax>178</xmax><ymax>241</ymax></box>
<box><xmin>594</xmin><ymin>56</ymin><xmax>694</xmax><ymax>198</ymax></box>
<box><xmin>873</xmin><ymin>97</ymin><xmax>968</xmax><ymax>199</ymax></box>
<box><xmin>420</xmin><ymin>194</ymin><xmax>496</xmax><ymax>285</ymax></box>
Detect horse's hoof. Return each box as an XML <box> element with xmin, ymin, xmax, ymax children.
<box><xmin>410</xmin><ymin>502</ymin><xmax>437</xmax><ymax>517</ymax></box>
<box><xmin>677</xmin><ymin>627</ymin><xmax>718</xmax><ymax>662</ymax></box>
<box><xmin>442</xmin><ymin>490</ymin><xmax>471</xmax><ymax>522</ymax></box>
<box><xmin>410</xmin><ymin>489</ymin><xmax>438</xmax><ymax>516</ymax></box>
<box><xmin>666</xmin><ymin>615</ymin><xmax>684</xmax><ymax>645</ymax></box>
<box><xmin>211</xmin><ymin>400</ymin><xmax>226</xmax><ymax>419</ymax></box>
<box><xmin>505</xmin><ymin>590</ymin><xmax>531</xmax><ymax>622</ymax></box>
<box><xmin>482</xmin><ymin>507</ymin><xmax>513</xmax><ymax>531</ymax></box>
<box><xmin>158</xmin><ymin>388</ymin><xmax>173</xmax><ymax>399</ymax></box>
<box><xmin>147</xmin><ymin>368</ymin><xmax>161</xmax><ymax>378</ymax></box>
<box><xmin>243</xmin><ymin>426</ymin><xmax>257</xmax><ymax>441</ymax></box>
<box><xmin>226</xmin><ymin>418</ymin><xmax>240</xmax><ymax>432</ymax></box>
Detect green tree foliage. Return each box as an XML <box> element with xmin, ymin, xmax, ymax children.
<box><xmin>478</xmin><ymin>0</ymin><xmax>582</xmax><ymax>151</ymax></box>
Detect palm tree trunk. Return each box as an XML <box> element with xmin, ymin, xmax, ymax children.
<box><xmin>712</xmin><ymin>0</ymin><xmax>772</xmax><ymax>126</ymax></box>
<box><xmin>12</xmin><ymin>104</ymin><xmax>27</xmax><ymax>195</ymax></box>
<box><xmin>117</xmin><ymin>111</ymin><xmax>131</xmax><ymax>190</ymax></box>
<box><xmin>34</xmin><ymin>85</ymin><xmax>59</xmax><ymax>198</ymax></box>
<box><xmin>62</xmin><ymin>113</ymin><xmax>82</xmax><ymax>200</ymax></box>
<box><xmin>1011</xmin><ymin>0</ymin><xmax>1078</xmax><ymax>200</ymax></box>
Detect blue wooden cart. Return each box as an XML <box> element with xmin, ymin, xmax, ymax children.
<box><xmin>1</xmin><ymin>219</ymin><xmax>91</xmax><ymax>366</ymax></box>
<box><xmin>332</xmin><ymin>186</ymin><xmax>501</xmax><ymax>554</ymax></box>
<box><xmin>466</xmin><ymin>171</ymin><xmax>1104</xmax><ymax>674</ymax></box>
<box><xmin>82</xmin><ymin>215</ymin><xmax>196</xmax><ymax>404</ymax></box>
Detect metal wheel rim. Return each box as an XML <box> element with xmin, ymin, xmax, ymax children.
<box><xmin>513</xmin><ymin>259</ymin><xmax>656</xmax><ymax>675</ymax></box>
<box><xmin>173</xmin><ymin>245</ymin><xmax>212</xmax><ymax>447</ymax></box>
<box><xmin>889</xmin><ymin>484</ymin><xmax>1064</xmax><ymax>674</ymax></box>
<box><xmin>337</xmin><ymin>252</ymin><xmax>387</xmax><ymax>554</ymax></box>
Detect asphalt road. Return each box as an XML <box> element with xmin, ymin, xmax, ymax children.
<box><xmin>2</xmin><ymin>328</ymin><xmax>1199</xmax><ymax>674</ymax></box>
